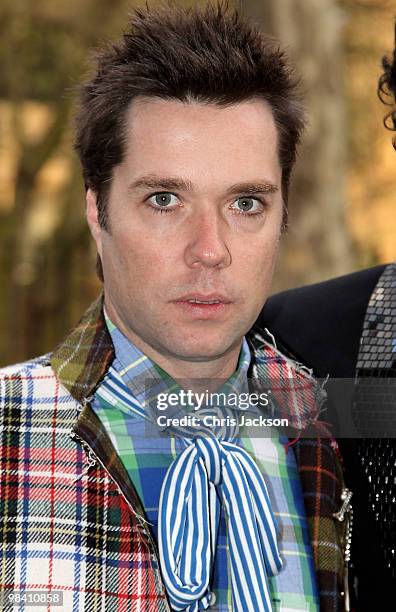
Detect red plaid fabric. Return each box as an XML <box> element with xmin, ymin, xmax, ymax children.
<box><xmin>0</xmin><ymin>359</ymin><xmax>170</xmax><ymax>611</ymax></box>
<box><xmin>0</xmin><ymin>296</ymin><xmax>348</xmax><ymax>611</ymax></box>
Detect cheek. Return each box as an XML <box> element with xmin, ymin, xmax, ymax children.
<box><xmin>232</xmin><ymin>233</ymin><xmax>279</xmax><ymax>301</ymax></box>
<box><xmin>105</xmin><ymin>229</ymin><xmax>176</xmax><ymax>288</ymax></box>
<box><xmin>234</xmin><ymin>233</ymin><xmax>279</xmax><ymax>273</ymax></box>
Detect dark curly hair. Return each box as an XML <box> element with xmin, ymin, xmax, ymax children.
<box><xmin>378</xmin><ymin>21</ymin><xmax>396</xmax><ymax>149</ymax></box>
<box><xmin>74</xmin><ymin>2</ymin><xmax>305</xmax><ymax>232</ymax></box>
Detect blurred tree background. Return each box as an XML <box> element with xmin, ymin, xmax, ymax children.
<box><xmin>0</xmin><ymin>0</ymin><xmax>395</xmax><ymax>365</ymax></box>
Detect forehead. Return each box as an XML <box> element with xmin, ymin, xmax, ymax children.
<box><xmin>116</xmin><ymin>97</ymin><xmax>281</xmax><ymax>187</ymax></box>
<box><xmin>126</xmin><ymin>94</ymin><xmax>277</xmax><ymax>126</ymax></box>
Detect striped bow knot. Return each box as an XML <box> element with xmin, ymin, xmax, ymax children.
<box><xmin>158</xmin><ymin>434</ymin><xmax>283</xmax><ymax>611</ymax></box>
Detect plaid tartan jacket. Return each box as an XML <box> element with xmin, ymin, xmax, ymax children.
<box><xmin>0</xmin><ymin>296</ymin><xmax>348</xmax><ymax>611</ymax></box>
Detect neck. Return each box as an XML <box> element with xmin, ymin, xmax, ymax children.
<box><xmin>150</xmin><ymin>353</ymin><xmax>240</xmax><ymax>394</ymax></box>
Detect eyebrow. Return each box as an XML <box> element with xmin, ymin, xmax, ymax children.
<box><xmin>226</xmin><ymin>181</ymin><xmax>279</xmax><ymax>195</ymax></box>
<box><xmin>128</xmin><ymin>175</ymin><xmax>194</xmax><ymax>193</ymax></box>
<box><xmin>128</xmin><ymin>174</ymin><xmax>279</xmax><ymax>195</ymax></box>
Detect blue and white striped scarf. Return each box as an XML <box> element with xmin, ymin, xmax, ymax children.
<box><xmin>158</xmin><ymin>431</ymin><xmax>283</xmax><ymax>611</ymax></box>
<box><xmin>96</xmin><ymin>364</ymin><xmax>283</xmax><ymax>611</ymax></box>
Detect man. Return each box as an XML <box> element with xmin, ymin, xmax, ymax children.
<box><xmin>259</xmin><ymin>33</ymin><xmax>396</xmax><ymax>611</ymax></box>
<box><xmin>0</xmin><ymin>4</ymin><xmax>348</xmax><ymax>611</ymax></box>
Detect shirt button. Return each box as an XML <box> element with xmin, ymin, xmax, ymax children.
<box><xmin>209</xmin><ymin>591</ymin><xmax>216</xmax><ymax>606</ymax></box>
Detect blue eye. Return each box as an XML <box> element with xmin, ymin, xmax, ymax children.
<box><xmin>234</xmin><ymin>197</ymin><xmax>263</xmax><ymax>214</ymax></box>
<box><xmin>155</xmin><ymin>194</ymin><xmax>172</xmax><ymax>206</ymax></box>
<box><xmin>151</xmin><ymin>193</ymin><xmax>178</xmax><ymax>207</ymax></box>
<box><xmin>147</xmin><ymin>192</ymin><xmax>180</xmax><ymax>214</ymax></box>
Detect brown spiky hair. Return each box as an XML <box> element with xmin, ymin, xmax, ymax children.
<box><xmin>75</xmin><ymin>1</ymin><xmax>305</xmax><ymax>233</ymax></box>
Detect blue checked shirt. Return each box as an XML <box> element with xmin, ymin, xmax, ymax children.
<box><xmin>92</xmin><ymin>314</ymin><xmax>319</xmax><ymax>611</ymax></box>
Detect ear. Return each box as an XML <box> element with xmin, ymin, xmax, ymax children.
<box><xmin>86</xmin><ymin>188</ymin><xmax>103</xmax><ymax>258</ymax></box>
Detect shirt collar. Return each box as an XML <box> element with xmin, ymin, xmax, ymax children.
<box><xmin>103</xmin><ymin>308</ymin><xmax>256</xmax><ymax>418</ymax></box>
<box><xmin>51</xmin><ymin>292</ymin><xmax>325</xmax><ymax>432</ymax></box>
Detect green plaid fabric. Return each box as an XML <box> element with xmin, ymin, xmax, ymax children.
<box><xmin>47</xmin><ymin>294</ymin><xmax>347</xmax><ymax>611</ymax></box>
<box><xmin>90</xmin><ymin>313</ymin><xmax>320</xmax><ymax>610</ymax></box>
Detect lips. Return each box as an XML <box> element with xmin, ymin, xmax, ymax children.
<box><xmin>173</xmin><ymin>293</ymin><xmax>232</xmax><ymax>304</ymax></box>
<box><xmin>171</xmin><ymin>293</ymin><xmax>232</xmax><ymax>320</ymax></box>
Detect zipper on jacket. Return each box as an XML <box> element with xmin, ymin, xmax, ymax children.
<box><xmin>69</xmin><ymin>423</ymin><xmax>171</xmax><ymax>611</ymax></box>
<box><xmin>333</xmin><ymin>487</ymin><xmax>353</xmax><ymax>612</ymax></box>
<box><xmin>69</xmin><ymin>428</ymin><xmax>157</xmax><ymax>540</ymax></box>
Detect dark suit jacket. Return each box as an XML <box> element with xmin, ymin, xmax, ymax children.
<box><xmin>257</xmin><ymin>264</ymin><xmax>390</xmax><ymax>611</ymax></box>
<box><xmin>258</xmin><ymin>265</ymin><xmax>386</xmax><ymax>378</ymax></box>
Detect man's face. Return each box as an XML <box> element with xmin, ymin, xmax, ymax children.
<box><xmin>87</xmin><ymin>97</ymin><xmax>283</xmax><ymax>364</ymax></box>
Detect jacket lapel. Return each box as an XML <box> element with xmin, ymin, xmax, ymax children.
<box><xmin>52</xmin><ymin>297</ymin><xmax>346</xmax><ymax>611</ymax></box>
<box><xmin>51</xmin><ymin>295</ymin><xmax>151</xmax><ymax>536</ymax></box>
<box><xmin>249</xmin><ymin>328</ymin><xmax>346</xmax><ymax>611</ymax></box>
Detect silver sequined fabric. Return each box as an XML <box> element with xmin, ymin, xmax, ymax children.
<box><xmin>354</xmin><ymin>263</ymin><xmax>396</xmax><ymax>578</ymax></box>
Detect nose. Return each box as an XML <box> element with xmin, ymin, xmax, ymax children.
<box><xmin>184</xmin><ymin>209</ymin><xmax>232</xmax><ymax>269</ymax></box>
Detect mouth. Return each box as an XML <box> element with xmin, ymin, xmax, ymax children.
<box><xmin>174</xmin><ymin>293</ymin><xmax>232</xmax><ymax>304</ymax></box>
<box><xmin>172</xmin><ymin>293</ymin><xmax>232</xmax><ymax>319</ymax></box>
